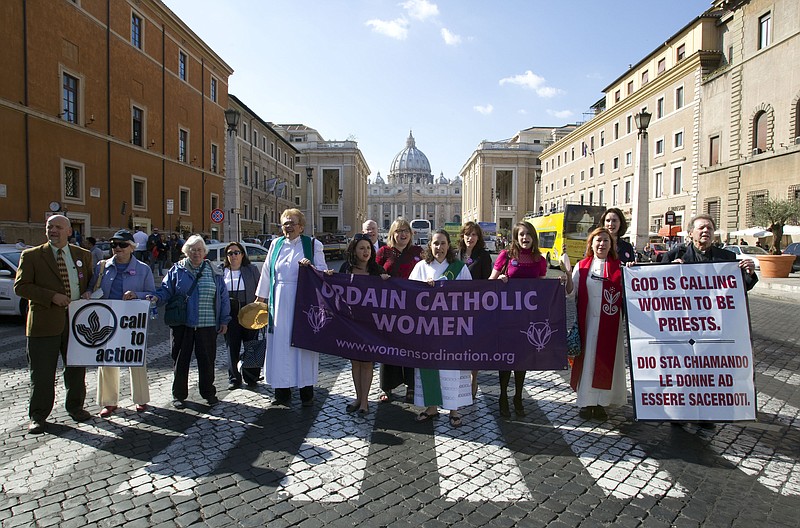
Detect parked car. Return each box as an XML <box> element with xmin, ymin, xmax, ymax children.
<box><xmin>650</xmin><ymin>243</ymin><xmax>668</xmax><ymax>262</ymax></box>
<box><xmin>316</xmin><ymin>233</ymin><xmax>348</xmax><ymax>261</ymax></box>
<box><xmin>95</xmin><ymin>240</ymin><xmax>112</xmax><ymax>259</ymax></box>
<box><xmin>0</xmin><ymin>245</ymin><xmax>27</xmax><ymax>318</ymax></box>
<box><xmin>723</xmin><ymin>244</ymin><xmax>769</xmax><ymax>270</ymax></box>
<box><xmin>205</xmin><ymin>242</ymin><xmax>269</xmax><ymax>271</ymax></box>
<box><xmin>485</xmin><ymin>236</ymin><xmax>497</xmax><ymax>254</ymax></box>
<box><xmin>782</xmin><ymin>242</ymin><xmax>800</xmax><ymax>272</ymax></box>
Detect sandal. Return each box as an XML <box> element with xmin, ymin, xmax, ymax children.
<box><xmin>379</xmin><ymin>392</ymin><xmax>393</xmax><ymax>403</ymax></box>
<box><xmin>415</xmin><ymin>411</ymin><xmax>438</xmax><ymax>422</ymax></box>
<box><xmin>449</xmin><ymin>415</ymin><xmax>463</xmax><ymax>428</ymax></box>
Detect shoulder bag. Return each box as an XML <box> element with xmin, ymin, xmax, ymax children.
<box><xmin>164</xmin><ymin>263</ymin><xmax>204</xmax><ymax>327</ymax></box>
<box><xmin>242</xmin><ymin>328</ymin><xmax>266</xmax><ymax>368</ymax></box>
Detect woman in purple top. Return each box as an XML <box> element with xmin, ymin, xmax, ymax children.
<box><xmin>489</xmin><ymin>221</ymin><xmax>547</xmax><ymax>418</ymax></box>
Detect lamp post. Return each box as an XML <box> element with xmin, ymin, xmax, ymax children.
<box><xmin>533</xmin><ymin>168</ymin><xmax>542</xmax><ymax>216</ymax></box>
<box><xmin>338</xmin><ymin>187</ymin><xmax>343</xmax><ymax>232</ymax></box>
<box><xmin>631</xmin><ymin>110</ymin><xmax>652</xmax><ymax>252</ymax></box>
<box><xmin>306</xmin><ymin>166</ymin><xmax>315</xmax><ymax>236</ymax></box>
<box><xmin>224</xmin><ymin>109</ymin><xmax>241</xmax><ymax>242</ymax></box>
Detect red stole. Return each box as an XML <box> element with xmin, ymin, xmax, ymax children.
<box><xmin>570</xmin><ymin>257</ymin><xmax>622</xmax><ymax>391</ymax></box>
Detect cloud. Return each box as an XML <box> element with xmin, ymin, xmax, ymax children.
<box><xmin>499</xmin><ymin>70</ymin><xmax>563</xmax><ymax>98</ymax></box>
<box><xmin>401</xmin><ymin>0</ymin><xmax>439</xmax><ymax>21</ymax></box>
<box><xmin>365</xmin><ymin>18</ymin><xmax>409</xmax><ymax>40</ymax></box>
<box><xmin>440</xmin><ymin>27</ymin><xmax>462</xmax><ymax>46</ymax></box>
<box><xmin>473</xmin><ymin>104</ymin><xmax>494</xmax><ymax>115</ymax></box>
<box><xmin>547</xmin><ymin>109</ymin><xmax>574</xmax><ymax>119</ymax></box>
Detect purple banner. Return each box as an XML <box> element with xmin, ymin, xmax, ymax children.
<box><xmin>291</xmin><ymin>267</ymin><xmax>568</xmax><ymax>371</ymax></box>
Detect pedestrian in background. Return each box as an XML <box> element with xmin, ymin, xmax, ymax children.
<box><xmin>409</xmin><ymin>230</ymin><xmax>472</xmax><ymax>428</ymax></box>
<box><xmin>221</xmin><ymin>241</ymin><xmax>261</xmax><ymax>389</ymax></box>
<box><xmin>564</xmin><ymin>227</ymin><xmax>628</xmax><ymax>421</ymax></box>
<box><xmin>133</xmin><ymin>226</ymin><xmax>148</xmax><ymax>263</ymax></box>
<box><xmin>255</xmin><ymin>209</ymin><xmax>327</xmax><ymax>407</ymax></box>
<box><xmin>375</xmin><ymin>217</ymin><xmax>422</xmax><ymax>403</ymax></box>
<box><xmin>14</xmin><ymin>214</ymin><xmax>93</xmax><ymax>434</ymax></box>
<box><xmin>458</xmin><ymin>221</ymin><xmax>492</xmax><ymax>400</ymax></box>
<box><xmin>85</xmin><ymin>230</ymin><xmax>154</xmax><ymax>417</ymax></box>
<box><xmin>489</xmin><ymin>220</ymin><xmax>547</xmax><ymax>418</ymax></box>
<box><xmin>150</xmin><ymin>235</ymin><xmax>230</xmax><ymax>408</ymax></box>
<box><xmin>85</xmin><ymin>237</ymin><xmax>104</xmax><ymax>268</ymax></box>
<box><xmin>362</xmin><ymin>219</ymin><xmax>385</xmax><ymax>254</ymax></box>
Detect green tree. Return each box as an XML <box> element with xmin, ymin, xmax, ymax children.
<box><xmin>752</xmin><ymin>198</ymin><xmax>800</xmax><ymax>254</ymax></box>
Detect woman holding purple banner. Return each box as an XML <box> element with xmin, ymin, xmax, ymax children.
<box><xmin>376</xmin><ymin>217</ymin><xmax>422</xmax><ymax>403</ymax></box>
<box><xmin>409</xmin><ymin>229</ymin><xmax>472</xmax><ymax>428</ymax></box>
<box><xmin>564</xmin><ymin>227</ymin><xmax>627</xmax><ymax>421</ymax></box>
<box><xmin>489</xmin><ymin>220</ymin><xmax>547</xmax><ymax>418</ymax></box>
<box><xmin>328</xmin><ymin>234</ymin><xmax>389</xmax><ymax>415</ymax></box>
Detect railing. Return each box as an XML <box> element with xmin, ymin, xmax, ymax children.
<box><xmin>319</xmin><ymin>203</ymin><xmax>339</xmax><ymax>212</ymax></box>
<box><xmin>478</xmin><ymin>141</ymin><xmax>541</xmax><ymax>151</ymax></box>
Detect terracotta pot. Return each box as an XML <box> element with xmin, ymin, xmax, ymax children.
<box><xmin>758</xmin><ymin>254</ymin><xmax>795</xmax><ymax>278</ymax></box>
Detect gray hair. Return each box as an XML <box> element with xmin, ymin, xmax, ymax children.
<box><xmin>182</xmin><ymin>234</ymin><xmax>208</xmax><ymax>257</ymax></box>
<box><xmin>689</xmin><ymin>214</ymin><xmax>716</xmax><ymax>231</ymax></box>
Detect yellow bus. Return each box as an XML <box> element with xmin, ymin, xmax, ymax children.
<box><xmin>523</xmin><ymin>205</ymin><xmax>606</xmax><ymax>268</ymax></box>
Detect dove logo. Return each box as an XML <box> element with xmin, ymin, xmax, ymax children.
<box><xmin>72</xmin><ymin>303</ymin><xmax>118</xmax><ymax>348</ymax></box>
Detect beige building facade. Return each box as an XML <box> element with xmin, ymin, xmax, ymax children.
<box><xmin>368</xmin><ymin>133</ymin><xmax>461</xmax><ymax>231</ymax></box>
<box><xmin>0</xmin><ymin>0</ymin><xmax>233</xmax><ymax>243</ymax></box>
<box><xmin>277</xmin><ymin>125</ymin><xmax>370</xmax><ymax>237</ymax></box>
<box><xmin>699</xmin><ymin>0</ymin><xmax>800</xmax><ymax>240</ymax></box>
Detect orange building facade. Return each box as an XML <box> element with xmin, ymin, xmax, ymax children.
<box><xmin>0</xmin><ymin>0</ymin><xmax>233</xmax><ymax>243</ymax></box>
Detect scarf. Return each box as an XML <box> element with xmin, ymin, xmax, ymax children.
<box><xmin>570</xmin><ymin>256</ymin><xmax>622</xmax><ymax>391</ymax></box>
<box><xmin>267</xmin><ymin>235</ymin><xmax>313</xmax><ymax>332</ymax></box>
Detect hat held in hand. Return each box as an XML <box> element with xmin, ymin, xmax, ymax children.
<box><xmin>238</xmin><ymin>302</ymin><xmax>270</xmax><ymax>330</ymax></box>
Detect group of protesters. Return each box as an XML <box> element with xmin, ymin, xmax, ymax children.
<box><xmin>15</xmin><ymin>207</ymin><xmax>757</xmax><ymax>435</ymax></box>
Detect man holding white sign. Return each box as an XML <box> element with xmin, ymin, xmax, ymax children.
<box><xmin>627</xmin><ymin>213</ymin><xmax>757</xmax><ymax>428</ymax></box>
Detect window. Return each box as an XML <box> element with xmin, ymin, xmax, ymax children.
<box><xmin>62</xmin><ymin>72</ymin><xmax>79</xmax><ymax>124</ymax></box>
<box><xmin>252</xmin><ymin>130</ymin><xmax>257</xmax><ymax>145</ymax></box>
<box><xmin>612</xmin><ymin>184</ymin><xmax>618</xmax><ymax>206</ymax></box>
<box><xmin>673</xmin><ymin>166</ymin><xmax>683</xmax><ymax>195</ymax></box>
<box><xmin>641</xmin><ymin>70</ymin><xmax>649</xmax><ymax>85</ymax></box>
<box><xmin>599</xmin><ymin>163</ymin><xmax>605</xmax><ymax>175</ymax></box>
<box><xmin>132</xmin><ymin>177</ymin><xmax>146</xmax><ymax>209</ymax></box>
<box><xmin>243</xmin><ymin>165</ymin><xmax>248</xmax><ymax>185</ymax></box>
<box><xmin>614</xmin><ymin>122</ymin><xmax>619</xmax><ymax>140</ymax></box>
<box><xmin>705</xmin><ymin>198</ymin><xmax>721</xmax><ymax>228</ymax></box>
<box><xmin>132</xmin><ymin>106</ymin><xmax>143</xmax><ymax>146</ymax></box>
<box><xmin>625</xmin><ymin>151</ymin><xmax>632</xmax><ymax>166</ymax></box>
<box><xmin>254</xmin><ymin>170</ymin><xmax>259</xmax><ymax>189</ymax></box>
<box><xmin>753</xmin><ymin>111</ymin><xmax>767</xmax><ymax>152</ymax></box>
<box><xmin>677</xmin><ymin>44</ymin><xmax>686</xmax><ymax>61</ymax></box>
<box><xmin>244</xmin><ymin>204</ymin><xmax>249</xmax><ymax>220</ymax></box>
<box><xmin>178</xmin><ymin>129</ymin><xmax>188</xmax><ymax>162</ymax></box>
<box><xmin>598</xmin><ymin>188</ymin><xmax>604</xmax><ymax>206</ymax></box>
<box><xmin>589</xmin><ymin>191</ymin><xmax>594</xmax><ymax>205</ymax></box>
<box><xmin>600</xmin><ymin>131</ymin><xmax>605</xmax><ymax>147</ymax></box>
<box><xmin>295</xmin><ymin>173</ymin><xmax>301</xmax><ymax>187</ymax></box>
<box><xmin>615</xmin><ymin>90</ymin><xmax>621</xmax><ymax>102</ymax></box>
<box><xmin>624</xmin><ymin>181</ymin><xmax>631</xmax><ymax>203</ymax></box>
<box><xmin>655</xmin><ymin>138</ymin><xmax>664</xmax><ymax>155</ymax></box>
<box><xmin>627</xmin><ymin>80</ymin><xmax>634</xmax><ymax>95</ymax></box>
<box><xmin>657</xmin><ymin>97</ymin><xmax>665</xmax><ymax>119</ymax></box>
<box><xmin>210</xmin><ymin>78</ymin><xmax>217</xmax><ymax>103</ymax></box>
<box><xmin>178</xmin><ymin>51</ymin><xmax>187</xmax><ymax>81</ymax></box>
<box><xmin>654</xmin><ymin>172</ymin><xmax>663</xmax><ymax>198</ymax></box>
<box><xmin>674</xmin><ymin>131</ymin><xmax>684</xmax><ymax>149</ymax></box>
<box><xmin>709</xmin><ymin>135</ymin><xmax>720</xmax><ymax>165</ymax></box>
<box><xmin>210</xmin><ymin>144</ymin><xmax>218</xmax><ymax>173</ymax></box>
<box><xmin>657</xmin><ymin>58</ymin><xmax>666</xmax><ymax>75</ymax></box>
<box><xmin>211</xmin><ymin>194</ymin><xmax>219</xmax><ymax>211</ymax></box>
<box><xmin>675</xmin><ymin>86</ymin><xmax>684</xmax><ymax>109</ymax></box>
<box><xmin>612</xmin><ymin>157</ymin><xmax>619</xmax><ymax>171</ymax></box>
<box><xmin>626</xmin><ymin>115</ymin><xmax>633</xmax><ymax>135</ymax></box>
<box><xmin>589</xmin><ymin>167</ymin><xmax>594</xmax><ymax>179</ymax></box>
<box><xmin>63</xmin><ymin>163</ymin><xmax>83</xmax><ymax>201</ymax></box>
<box><xmin>179</xmin><ymin>187</ymin><xmax>190</xmax><ymax>214</ymax></box>
<box><xmin>131</xmin><ymin>12</ymin><xmax>142</xmax><ymax>49</ymax></box>
<box><xmin>758</xmin><ymin>12</ymin><xmax>771</xmax><ymax>50</ymax></box>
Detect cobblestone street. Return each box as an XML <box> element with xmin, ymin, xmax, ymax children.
<box><xmin>0</xmin><ymin>291</ymin><xmax>798</xmax><ymax>527</ymax></box>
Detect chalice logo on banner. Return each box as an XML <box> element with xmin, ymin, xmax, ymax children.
<box><xmin>304</xmin><ymin>305</ymin><xmax>333</xmax><ymax>334</ymax></box>
<box><xmin>72</xmin><ymin>303</ymin><xmax>118</xmax><ymax>347</ymax></box>
<box><xmin>521</xmin><ymin>319</ymin><xmax>555</xmax><ymax>351</ymax></box>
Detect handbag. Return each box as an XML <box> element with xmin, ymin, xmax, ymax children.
<box><xmin>566</xmin><ymin>319</ymin><xmax>582</xmax><ymax>358</ymax></box>
<box><xmin>164</xmin><ymin>263</ymin><xmax>204</xmax><ymax>327</ymax></box>
<box><xmin>242</xmin><ymin>329</ymin><xmax>266</xmax><ymax>369</ymax></box>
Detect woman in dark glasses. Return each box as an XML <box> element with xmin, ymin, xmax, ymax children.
<box><xmin>221</xmin><ymin>242</ymin><xmax>261</xmax><ymax>389</ymax></box>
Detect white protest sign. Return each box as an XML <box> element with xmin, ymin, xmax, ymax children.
<box><xmin>67</xmin><ymin>299</ymin><xmax>151</xmax><ymax>367</ymax></box>
<box><xmin>624</xmin><ymin>261</ymin><xmax>756</xmax><ymax>422</ymax></box>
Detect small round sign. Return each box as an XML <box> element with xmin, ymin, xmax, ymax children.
<box><xmin>211</xmin><ymin>208</ymin><xmax>225</xmax><ymax>224</ymax></box>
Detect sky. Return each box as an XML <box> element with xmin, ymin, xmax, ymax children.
<box><xmin>164</xmin><ymin>0</ymin><xmax>712</xmax><ymax>182</ymax></box>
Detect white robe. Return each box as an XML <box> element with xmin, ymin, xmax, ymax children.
<box><xmin>408</xmin><ymin>259</ymin><xmax>473</xmax><ymax>410</ymax></box>
<box><xmin>255</xmin><ymin>236</ymin><xmax>327</xmax><ymax>388</ymax></box>
<box><xmin>570</xmin><ymin>257</ymin><xmax>628</xmax><ymax>407</ymax></box>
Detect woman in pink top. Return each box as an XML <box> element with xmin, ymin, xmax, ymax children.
<box><xmin>489</xmin><ymin>221</ymin><xmax>547</xmax><ymax>417</ymax></box>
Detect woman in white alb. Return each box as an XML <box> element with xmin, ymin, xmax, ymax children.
<box><xmin>408</xmin><ymin>229</ymin><xmax>472</xmax><ymax>428</ymax></box>
<box><xmin>255</xmin><ymin>209</ymin><xmax>327</xmax><ymax>406</ymax></box>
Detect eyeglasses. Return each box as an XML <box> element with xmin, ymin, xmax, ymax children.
<box><xmin>281</xmin><ymin>221</ymin><xmax>298</xmax><ymax>227</ymax></box>
<box><xmin>110</xmin><ymin>242</ymin><xmax>129</xmax><ymax>248</ymax></box>
<box><xmin>396</xmin><ymin>229</ymin><xmax>410</xmax><ymax>235</ymax></box>
<box><xmin>226</xmin><ymin>250</ymin><xmax>242</xmax><ymax>256</ymax></box>
<box><xmin>590</xmin><ymin>273</ymin><xmax>610</xmax><ymax>282</ymax></box>
<box><xmin>353</xmin><ymin>233</ymin><xmax>370</xmax><ymax>241</ymax></box>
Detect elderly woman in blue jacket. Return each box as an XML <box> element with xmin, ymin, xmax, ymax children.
<box><xmin>84</xmin><ymin>229</ymin><xmax>155</xmax><ymax>417</ymax></box>
<box><xmin>150</xmin><ymin>235</ymin><xmax>230</xmax><ymax>408</ymax></box>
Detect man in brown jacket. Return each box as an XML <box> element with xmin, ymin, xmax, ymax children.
<box><xmin>14</xmin><ymin>215</ymin><xmax>93</xmax><ymax>434</ymax></box>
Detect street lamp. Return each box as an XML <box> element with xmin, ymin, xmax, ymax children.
<box><xmin>631</xmin><ymin>110</ymin><xmax>652</xmax><ymax>251</ymax></box>
<box><xmin>224</xmin><ymin>108</ymin><xmax>241</xmax><ymax>242</ymax></box>
<box><xmin>306</xmin><ymin>166</ymin><xmax>314</xmax><ymax>236</ymax></box>
<box><xmin>224</xmin><ymin>109</ymin><xmax>240</xmax><ymax>134</ymax></box>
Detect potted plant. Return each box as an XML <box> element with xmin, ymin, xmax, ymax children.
<box><xmin>752</xmin><ymin>198</ymin><xmax>800</xmax><ymax>278</ymax></box>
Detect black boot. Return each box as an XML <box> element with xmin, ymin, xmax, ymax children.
<box><xmin>499</xmin><ymin>371</ymin><xmax>511</xmax><ymax>417</ymax></box>
<box><xmin>273</xmin><ymin>387</ymin><xmax>291</xmax><ymax>406</ymax></box>
<box><xmin>299</xmin><ymin>385</ymin><xmax>314</xmax><ymax>407</ymax></box>
<box><xmin>513</xmin><ymin>371</ymin><xmax>526</xmax><ymax>416</ymax></box>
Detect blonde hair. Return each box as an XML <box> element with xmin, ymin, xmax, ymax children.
<box><xmin>281</xmin><ymin>208</ymin><xmax>305</xmax><ymax>227</ymax></box>
<box><xmin>386</xmin><ymin>217</ymin><xmax>412</xmax><ymax>249</ymax></box>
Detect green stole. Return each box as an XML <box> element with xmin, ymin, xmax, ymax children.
<box><xmin>419</xmin><ymin>259</ymin><xmax>466</xmax><ymax>406</ymax></box>
<box><xmin>267</xmin><ymin>235</ymin><xmax>313</xmax><ymax>332</ymax></box>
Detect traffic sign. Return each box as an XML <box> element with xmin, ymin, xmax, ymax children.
<box><xmin>211</xmin><ymin>208</ymin><xmax>225</xmax><ymax>223</ymax></box>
